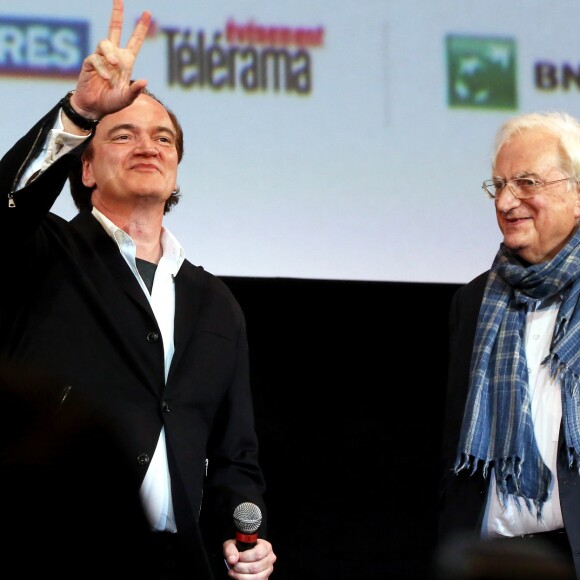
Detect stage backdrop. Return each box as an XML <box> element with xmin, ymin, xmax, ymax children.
<box><xmin>222</xmin><ymin>277</ymin><xmax>460</xmax><ymax>579</ymax></box>
<box><xmin>2</xmin><ymin>0</ymin><xmax>580</xmax><ymax>283</ymax></box>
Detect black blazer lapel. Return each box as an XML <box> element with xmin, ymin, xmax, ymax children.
<box><xmin>68</xmin><ymin>211</ymin><xmax>165</xmax><ymax>394</ymax></box>
<box><xmin>70</xmin><ymin>211</ymin><xmax>155</xmax><ymax>315</ymax></box>
<box><xmin>169</xmin><ymin>261</ymin><xmax>207</xmax><ymax>379</ymax></box>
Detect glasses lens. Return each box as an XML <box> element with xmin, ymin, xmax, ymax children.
<box><xmin>512</xmin><ymin>178</ymin><xmax>539</xmax><ymax>197</ymax></box>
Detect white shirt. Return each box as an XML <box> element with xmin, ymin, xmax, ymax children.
<box><xmin>93</xmin><ymin>209</ymin><xmax>185</xmax><ymax>532</ymax></box>
<box><xmin>482</xmin><ymin>296</ymin><xmax>564</xmax><ymax>537</ymax></box>
<box><xmin>18</xmin><ymin>110</ymin><xmax>186</xmax><ymax>532</ymax></box>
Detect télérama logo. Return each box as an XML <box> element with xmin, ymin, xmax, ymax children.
<box><xmin>446</xmin><ymin>35</ymin><xmax>518</xmax><ymax>110</ymax></box>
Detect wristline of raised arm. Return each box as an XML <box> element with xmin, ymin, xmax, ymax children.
<box><xmin>60</xmin><ymin>90</ymin><xmax>100</xmax><ymax>133</ymax></box>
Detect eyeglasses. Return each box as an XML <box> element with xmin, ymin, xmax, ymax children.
<box><xmin>482</xmin><ymin>176</ymin><xmax>574</xmax><ymax>200</ymax></box>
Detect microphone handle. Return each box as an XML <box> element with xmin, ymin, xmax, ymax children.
<box><xmin>236</xmin><ymin>530</ymin><xmax>258</xmax><ymax>551</ymax></box>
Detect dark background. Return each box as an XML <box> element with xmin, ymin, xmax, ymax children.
<box><xmin>221</xmin><ymin>276</ymin><xmax>461</xmax><ymax>580</ymax></box>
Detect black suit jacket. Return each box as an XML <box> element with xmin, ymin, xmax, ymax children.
<box><xmin>439</xmin><ymin>271</ymin><xmax>580</xmax><ymax>578</ymax></box>
<box><xmin>0</xmin><ymin>103</ymin><xmax>267</xmax><ymax>576</ymax></box>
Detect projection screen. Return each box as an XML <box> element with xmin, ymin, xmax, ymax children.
<box><xmin>1</xmin><ymin>0</ymin><xmax>579</xmax><ymax>283</ymax></box>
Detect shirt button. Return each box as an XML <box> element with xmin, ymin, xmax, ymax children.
<box><xmin>533</xmin><ymin>334</ymin><xmax>540</xmax><ymax>340</ymax></box>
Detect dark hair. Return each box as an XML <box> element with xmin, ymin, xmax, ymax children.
<box><xmin>68</xmin><ymin>88</ymin><xmax>184</xmax><ymax>214</ymax></box>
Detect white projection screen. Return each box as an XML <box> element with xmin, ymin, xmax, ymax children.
<box><xmin>2</xmin><ymin>0</ymin><xmax>580</xmax><ymax>284</ymax></box>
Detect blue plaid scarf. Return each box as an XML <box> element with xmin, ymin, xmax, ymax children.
<box><xmin>455</xmin><ymin>227</ymin><xmax>580</xmax><ymax>515</ymax></box>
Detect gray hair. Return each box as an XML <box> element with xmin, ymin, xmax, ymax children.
<box><xmin>492</xmin><ymin>111</ymin><xmax>580</xmax><ymax>184</ymax></box>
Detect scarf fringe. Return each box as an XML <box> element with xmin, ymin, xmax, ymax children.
<box><xmin>547</xmin><ymin>352</ymin><xmax>580</xmax><ymax>397</ymax></box>
<box><xmin>454</xmin><ymin>453</ymin><xmax>549</xmax><ymax>518</ymax></box>
<box><xmin>547</xmin><ymin>352</ymin><xmax>580</xmax><ymax>472</ymax></box>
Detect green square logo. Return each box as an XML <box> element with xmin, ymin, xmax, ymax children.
<box><xmin>446</xmin><ymin>35</ymin><xmax>518</xmax><ymax>110</ymax></box>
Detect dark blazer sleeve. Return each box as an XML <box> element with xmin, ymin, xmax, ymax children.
<box><xmin>0</xmin><ymin>101</ymin><xmax>90</xmax><ymax>240</ymax></box>
<box><xmin>438</xmin><ymin>271</ymin><xmax>489</xmax><ymax>539</ymax></box>
<box><xmin>197</xmin><ymin>277</ymin><xmax>267</xmax><ymax>534</ymax></box>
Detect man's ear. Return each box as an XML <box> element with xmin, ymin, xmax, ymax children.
<box><xmin>81</xmin><ymin>157</ymin><xmax>95</xmax><ymax>188</ymax></box>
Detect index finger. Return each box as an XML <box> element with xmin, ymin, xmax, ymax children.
<box><xmin>107</xmin><ymin>0</ymin><xmax>124</xmax><ymax>46</ymax></box>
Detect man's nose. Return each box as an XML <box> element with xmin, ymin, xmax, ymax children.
<box><xmin>134</xmin><ymin>137</ymin><xmax>159</xmax><ymax>154</ymax></box>
<box><xmin>495</xmin><ymin>185</ymin><xmax>521</xmax><ymax>209</ymax></box>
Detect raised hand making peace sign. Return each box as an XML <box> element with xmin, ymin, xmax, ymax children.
<box><xmin>67</xmin><ymin>0</ymin><xmax>151</xmax><ymax>125</ymax></box>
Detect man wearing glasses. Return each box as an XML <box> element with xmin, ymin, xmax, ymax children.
<box><xmin>438</xmin><ymin>112</ymin><xmax>580</xmax><ymax>579</ymax></box>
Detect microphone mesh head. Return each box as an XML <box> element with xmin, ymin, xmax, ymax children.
<box><xmin>233</xmin><ymin>502</ymin><xmax>262</xmax><ymax>533</ymax></box>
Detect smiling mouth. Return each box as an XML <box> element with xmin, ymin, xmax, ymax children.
<box><xmin>132</xmin><ymin>164</ymin><xmax>160</xmax><ymax>172</ymax></box>
<box><xmin>504</xmin><ymin>214</ymin><xmax>530</xmax><ymax>222</ymax></box>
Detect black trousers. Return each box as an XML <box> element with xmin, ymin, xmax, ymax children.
<box><xmin>435</xmin><ymin>528</ymin><xmax>576</xmax><ymax>579</ymax></box>
<box><xmin>499</xmin><ymin>530</ymin><xmax>576</xmax><ymax>579</ymax></box>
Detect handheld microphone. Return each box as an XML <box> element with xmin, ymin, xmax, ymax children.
<box><xmin>233</xmin><ymin>502</ymin><xmax>262</xmax><ymax>552</ymax></box>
